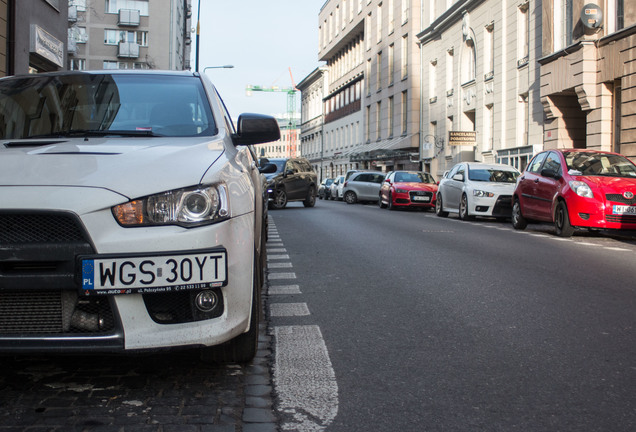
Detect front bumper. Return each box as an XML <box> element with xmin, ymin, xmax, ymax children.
<box><xmin>0</xmin><ymin>201</ymin><xmax>254</xmax><ymax>354</ymax></box>
<box><xmin>470</xmin><ymin>195</ymin><xmax>513</xmax><ymax>218</ymax></box>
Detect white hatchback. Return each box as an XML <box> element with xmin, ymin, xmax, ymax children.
<box><xmin>0</xmin><ymin>70</ymin><xmax>279</xmax><ymax>362</ymax></box>
<box><xmin>436</xmin><ymin>162</ymin><xmax>520</xmax><ymax>220</ymax></box>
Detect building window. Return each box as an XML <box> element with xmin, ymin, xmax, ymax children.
<box><xmin>366</xmin><ymin>59</ymin><xmax>372</xmax><ymax>95</ymax></box>
<box><xmin>105</xmin><ymin>29</ymin><xmax>148</xmax><ymax>46</ymax></box>
<box><xmin>377</xmin><ymin>51</ymin><xmax>383</xmax><ymax>91</ymax></box>
<box><xmin>69</xmin><ymin>27</ymin><xmax>88</xmax><ymax>43</ymax></box>
<box><xmin>553</xmin><ymin>0</ymin><xmax>573</xmax><ymax>51</ymax></box>
<box><xmin>401</xmin><ymin>35</ymin><xmax>408</xmax><ymax>79</ymax></box>
<box><xmin>607</xmin><ymin>0</ymin><xmax>625</xmax><ymax>33</ymax></box>
<box><xmin>388</xmin><ymin>0</ymin><xmax>394</xmax><ymax>34</ymax></box>
<box><xmin>461</xmin><ymin>39</ymin><xmax>476</xmax><ymax>84</ymax></box>
<box><xmin>388</xmin><ymin>44</ymin><xmax>395</xmax><ymax>85</ymax></box>
<box><xmin>517</xmin><ymin>2</ymin><xmax>529</xmax><ymax>67</ymax></box>
<box><xmin>429</xmin><ymin>59</ymin><xmax>437</xmax><ymax>103</ymax></box>
<box><xmin>388</xmin><ymin>96</ymin><xmax>394</xmax><ymax>138</ymax></box>
<box><xmin>517</xmin><ymin>93</ymin><xmax>529</xmax><ymax>147</ymax></box>
<box><xmin>69</xmin><ymin>0</ymin><xmax>86</xmax><ymax>11</ymax></box>
<box><xmin>446</xmin><ymin>48</ymin><xmax>454</xmax><ymax>94</ymax></box>
<box><xmin>377</xmin><ymin>3</ymin><xmax>383</xmax><ymax>43</ymax></box>
<box><xmin>402</xmin><ymin>0</ymin><xmax>409</xmax><ymax>24</ymax></box>
<box><xmin>366</xmin><ymin>105</ymin><xmax>371</xmax><ymax>142</ymax></box>
<box><xmin>484</xmin><ymin>23</ymin><xmax>494</xmax><ymax>79</ymax></box>
<box><xmin>401</xmin><ymin>91</ymin><xmax>408</xmax><ymax>135</ymax></box>
<box><xmin>484</xmin><ymin>104</ymin><xmax>494</xmax><ymax>151</ymax></box>
<box><xmin>376</xmin><ymin>101</ymin><xmax>382</xmax><ymax>141</ymax></box>
<box><xmin>105</xmin><ymin>0</ymin><xmax>149</xmax><ymax>16</ymax></box>
<box><xmin>69</xmin><ymin>58</ymin><xmax>86</xmax><ymax>70</ymax></box>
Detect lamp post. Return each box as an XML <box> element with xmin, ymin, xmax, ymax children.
<box><xmin>203</xmin><ymin>65</ymin><xmax>234</xmax><ymax>73</ymax></box>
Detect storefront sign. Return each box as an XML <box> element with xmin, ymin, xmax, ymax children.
<box><xmin>448</xmin><ymin>131</ymin><xmax>476</xmax><ymax>146</ymax></box>
<box><xmin>30</xmin><ymin>25</ymin><xmax>64</xmax><ymax>68</ymax></box>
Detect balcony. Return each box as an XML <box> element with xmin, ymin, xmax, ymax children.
<box><xmin>118</xmin><ymin>42</ymin><xmax>140</xmax><ymax>58</ymax></box>
<box><xmin>68</xmin><ymin>5</ymin><xmax>77</xmax><ymax>22</ymax></box>
<box><xmin>118</xmin><ymin>9</ymin><xmax>140</xmax><ymax>26</ymax></box>
<box><xmin>68</xmin><ymin>38</ymin><xmax>77</xmax><ymax>55</ymax></box>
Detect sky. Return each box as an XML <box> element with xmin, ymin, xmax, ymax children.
<box><xmin>192</xmin><ymin>0</ymin><xmax>327</xmax><ymax>120</ymax></box>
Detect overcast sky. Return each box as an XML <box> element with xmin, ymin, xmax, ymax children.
<box><xmin>193</xmin><ymin>0</ymin><xmax>327</xmax><ymax>120</ymax></box>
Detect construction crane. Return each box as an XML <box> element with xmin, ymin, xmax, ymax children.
<box><xmin>246</xmin><ymin>68</ymin><xmax>299</xmax><ymax>156</ymax></box>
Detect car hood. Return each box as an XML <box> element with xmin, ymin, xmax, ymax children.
<box><xmin>578</xmin><ymin>175</ymin><xmax>636</xmax><ymax>194</ymax></box>
<box><xmin>395</xmin><ymin>182</ymin><xmax>438</xmax><ymax>191</ymax></box>
<box><xmin>0</xmin><ymin>137</ymin><xmax>225</xmax><ymax>199</ymax></box>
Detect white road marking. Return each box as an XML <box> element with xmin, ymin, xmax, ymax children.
<box><xmin>268</xmin><ymin>254</ymin><xmax>290</xmax><ymax>260</ymax></box>
<box><xmin>269</xmin><ymin>285</ymin><xmax>302</xmax><ymax>295</ymax></box>
<box><xmin>603</xmin><ymin>247</ymin><xmax>630</xmax><ymax>252</ymax></box>
<box><xmin>269</xmin><ymin>262</ymin><xmax>293</xmax><ymax>269</ymax></box>
<box><xmin>268</xmin><ymin>272</ymin><xmax>297</xmax><ymax>280</ymax></box>
<box><xmin>268</xmin><ymin>248</ymin><xmax>287</xmax><ymax>253</ymax></box>
<box><xmin>274</xmin><ymin>325</ymin><xmax>339</xmax><ymax>431</ymax></box>
<box><xmin>270</xmin><ymin>303</ymin><xmax>310</xmax><ymax>317</ymax></box>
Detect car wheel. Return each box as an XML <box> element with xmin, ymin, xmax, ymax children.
<box><xmin>555</xmin><ymin>200</ymin><xmax>575</xmax><ymax>237</ymax></box>
<box><xmin>388</xmin><ymin>192</ymin><xmax>396</xmax><ymax>210</ymax></box>
<box><xmin>318</xmin><ymin>191</ymin><xmax>323</xmax><ymax>200</ymax></box>
<box><xmin>378</xmin><ymin>193</ymin><xmax>387</xmax><ymax>208</ymax></box>
<box><xmin>271</xmin><ymin>188</ymin><xmax>287</xmax><ymax>209</ymax></box>
<box><xmin>201</xmin><ymin>252</ymin><xmax>260</xmax><ymax>364</ymax></box>
<box><xmin>435</xmin><ymin>193</ymin><xmax>449</xmax><ymax>217</ymax></box>
<box><xmin>344</xmin><ymin>191</ymin><xmax>357</xmax><ymax>204</ymax></box>
<box><xmin>459</xmin><ymin>194</ymin><xmax>474</xmax><ymax>221</ymax></box>
<box><xmin>303</xmin><ymin>186</ymin><xmax>317</xmax><ymax>207</ymax></box>
<box><xmin>511</xmin><ymin>199</ymin><xmax>527</xmax><ymax>230</ymax></box>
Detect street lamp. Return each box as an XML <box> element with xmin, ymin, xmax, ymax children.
<box><xmin>203</xmin><ymin>65</ymin><xmax>234</xmax><ymax>73</ymax></box>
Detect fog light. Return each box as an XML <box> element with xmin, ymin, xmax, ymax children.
<box><xmin>195</xmin><ymin>290</ymin><xmax>218</xmax><ymax>312</ymax></box>
<box><xmin>579</xmin><ymin>213</ymin><xmax>590</xmax><ymax>220</ymax></box>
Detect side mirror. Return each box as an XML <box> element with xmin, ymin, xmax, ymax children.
<box><xmin>541</xmin><ymin>168</ymin><xmax>561</xmax><ymax>180</ymax></box>
<box><xmin>452</xmin><ymin>173</ymin><xmax>464</xmax><ymax>182</ymax></box>
<box><xmin>232</xmin><ymin>113</ymin><xmax>281</xmax><ymax>146</ymax></box>
<box><xmin>259</xmin><ymin>163</ymin><xmax>277</xmax><ymax>174</ymax></box>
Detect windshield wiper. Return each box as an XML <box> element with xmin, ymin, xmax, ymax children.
<box><xmin>28</xmin><ymin>129</ymin><xmax>162</xmax><ymax>139</ymax></box>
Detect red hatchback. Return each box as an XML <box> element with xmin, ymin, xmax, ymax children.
<box><xmin>379</xmin><ymin>170</ymin><xmax>438</xmax><ymax>210</ymax></box>
<box><xmin>512</xmin><ymin>149</ymin><xmax>636</xmax><ymax>236</ymax></box>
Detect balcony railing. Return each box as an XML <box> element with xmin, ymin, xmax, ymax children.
<box><xmin>68</xmin><ymin>5</ymin><xmax>77</xmax><ymax>22</ymax></box>
<box><xmin>118</xmin><ymin>9</ymin><xmax>140</xmax><ymax>26</ymax></box>
<box><xmin>118</xmin><ymin>42</ymin><xmax>140</xmax><ymax>58</ymax></box>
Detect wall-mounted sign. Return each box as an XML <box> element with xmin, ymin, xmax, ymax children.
<box><xmin>448</xmin><ymin>131</ymin><xmax>476</xmax><ymax>146</ymax></box>
<box><xmin>30</xmin><ymin>25</ymin><xmax>64</xmax><ymax>68</ymax></box>
<box><xmin>581</xmin><ymin>3</ymin><xmax>603</xmax><ymax>29</ymax></box>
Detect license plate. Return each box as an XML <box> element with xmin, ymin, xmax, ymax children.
<box><xmin>612</xmin><ymin>205</ymin><xmax>636</xmax><ymax>215</ymax></box>
<box><xmin>412</xmin><ymin>196</ymin><xmax>431</xmax><ymax>202</ymax></box>
<box><xmin>80</xmin><ymin>250</ymin><xmax>227</xmax><ymax>295</ymax></box>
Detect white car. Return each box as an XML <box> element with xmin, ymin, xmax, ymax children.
<box><xmin>329</xmin><ymin>175</ymin><xmax>345</xmax><ymax>200</ymax></box>
<box><xmin>436</xmin><ymin>162</ymin><xmax>520</xmax><ymax>220</ymax></box>
<box><xmin>0</xmin><ymin>70</ymin><xmax>279</xmax><ymax>362</ymax></box>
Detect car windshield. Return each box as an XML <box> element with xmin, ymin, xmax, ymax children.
<box><xmin>0</xmin><ymin>73</ymin><xmax>216</xmax><ymax>139</ymax></box>
<box><xmin>394</xmin><ymin>172</ymin><xmax>435</xmax><ymax>184</ymax></box>
<box><xmin>564</xmin><ymin>152</ymin><xmax>636</xmax><ymax>178</ymax></box>
<box><xmin>469</xmin><ymin>168</ymin><xmax>519</xmax><ymax>183</ymax></box>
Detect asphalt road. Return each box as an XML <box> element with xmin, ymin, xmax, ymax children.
<box><xmin>268</xmin><ymin>199</ymin><xmax>636</xmax><ymax>432</ymax></box>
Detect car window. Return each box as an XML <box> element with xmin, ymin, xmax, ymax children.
<box><xmin>468</xmin><ymin>168</ymin><xmax>519</xmax><ymax>183</ymax></box>
<box><xmin>542</xmin><ymin>152</ymin><xmax>562</xmax><ymax>175</ymax></box>
<box><xmin>0</xmin><ymin>73</ymin><xmax>216</xmax><ymax>139</ymax></box>
<box><xmin>527</xmin><ymin>152</ymin><xmax>548</xmax><ymax>173</ymax></box>
<box><xmin>564</xmin><ymin>151</ymin><xmax>636</xmax><ymax>178</ymax></box>
<box><xmin>286</xmin><ymin>160</ymin><xmax>299</xmax><ymax>173</ymax></box>
<box><xmin>455</xmin><ymin>165</ymin><xmax>466</xmax><ymax>180</ymax></box>
<box><xmin>371</xmin><ymin>174</ymin><xmax>385</xmax><ymax>184</ymax></box>
<box><xmin>447</xmin><ymin>165</ymin><xmax>460</xmax><ymax>179</ymax></box>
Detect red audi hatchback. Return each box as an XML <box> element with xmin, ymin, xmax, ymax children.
<box><xmin>512</xmin><ymin>149</ymin><xmax>636</xmax><ymax>236</ymax></box>
<box><xmin>379</xmin><ymin>170</ymin><xmax>438</xmax><ymax>210</ymax></box>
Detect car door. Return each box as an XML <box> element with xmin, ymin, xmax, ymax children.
<box><xmin>516</xmin><ymin>151</ymin><xmax>548</xmax><ymax>218</ymax></box>
<box><xmin>445</xmin><ymin>164</ymin><xmax>465</xmax><ymax>210</ymax></box>
<box><xmin>533</xmin><ymin>151</ymin><xmax>564</xmax><ymax>221</ymax></box>
<box><xmin>284</xmin><ymin>159</ymin><xmax>303</xmax><ymax>200</ymax></box>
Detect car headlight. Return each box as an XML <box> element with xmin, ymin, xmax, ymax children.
<box><xmin>395</xmin><ymin>188</ymin><xmax>408</xmax><ymax>193</ymax></box>
<box><xmin>473</xmin><ymin>190</ymin><xmax>494</xmax><ymax>197</ymax></box>
<box><xmin>112</xmin><ymin>184</ymin><xmax>229</xmax><ymax>227</ymax></box>
<box><xmin>569</xmin><ymin>181</ymin><xmax>594</xmax><ymax>198</ymax></box>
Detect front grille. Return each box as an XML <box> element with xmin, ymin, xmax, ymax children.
<box><xmin>143</xmin><ymin>288</ymin><xmax>224</xmax><ymax>324</ymax></box>
<box><xmin>492</xmin><ymin>195</ymin><xmax>513</xmax><ymax>217</ymax></box>
<box><xmin>606</xmin><ymin>214</ymin><xmax>636</xmax><ymax>224</ymax></box>
<box><xmin>0</xmin><ymin>290</ymin><xmax>115</xmax><ymax>334</ymax></box>
<box><xmin>0</xmin><ymin>213</ymin><xmax>89</xmax><ymax>244</ymax></box>
<box><xmin>605</xmin><ymin>194</ymin><xmax>636</xmax><ymax>205</ymax></box>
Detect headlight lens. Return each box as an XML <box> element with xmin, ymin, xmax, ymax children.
<box><xmin>395</xmin><ymin>188</ymin><xmax>408</xmax><ymax>193</ymax></box>
<box><xmin>569</xmin><ymin>181</ymin><xmax>594</xmax><ymax>198</ymax></box>
<box><xmin>473</xmin><ymin>190</ymin><xmax>494</xmax><ymax>197</ymax></box>
<box><xmin>113</xmin><ymin>184</ymin><xmax>229</xmax><ymax>227</ymax></box>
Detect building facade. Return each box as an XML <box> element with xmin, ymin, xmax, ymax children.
<box><xmin>298</xmin><ymin>66</ymin><xmax>328</xmax><ymax>177</ymax></box>
<box><xmin>68</xmin><ymin>0</ymin><xmax>192</xmax><ymax>71</ymax></box>
<box><xmin>539</xmin><ymin>0</ymin><xmax>636</xmax><ymax>160</ymax></box>
<box><xmin>4</xmin><ymin>0</ymin><xmax>68</xmax><ymax>76</ymax></box>
<box><xmin>418</xmin><ymin>0</ymin><xmax>543</xmax><ymax>178</ymax></box>
<box><xmin>317</xmin><ymin>0</ymin><xmax>422</xmax><ymax>178</ymax></box>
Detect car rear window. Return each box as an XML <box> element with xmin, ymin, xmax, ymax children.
<box><xmin>0</xmin><ymin>73</ymin><xmax>216</xmax><ymax>139</ymax></box>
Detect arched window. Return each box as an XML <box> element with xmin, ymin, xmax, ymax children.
<box><xmin>461</xmin><ymin>39</ymin><xmax>476</xmax><ymax>84</ymax></box>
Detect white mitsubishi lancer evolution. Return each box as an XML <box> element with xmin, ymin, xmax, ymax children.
<box><xmin>0</xmin><ymin>70</ymin><xmax>279</xmax><ymax>363</ymax></box>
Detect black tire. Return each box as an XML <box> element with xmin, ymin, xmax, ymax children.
<box><xmin>388</xmin><ymin>192</ymin><xmax>396</xmax><ymax>210</ymax></box>
<box><xmin>555</xmin><ymin>200</ymin><xmax>575</xmax><ymax>237</ymax></box>
<box><xmin>201</xmin><ymin>254</ymin><xmax>260</xmax><ymax>364</ymax></box>
<box><xmin>344</xmin><ymin>191</ymin><xmax>357</xmax><ymax>204</ymax></box>
<box><xmin>270</xmin><ymin>188</ymin><xmax>287</xmax><ymax>209</ymax></box>
<box><xmin>459</xmin><ymin>194</ymin><xmax>474</xmax><ymax>221</ymax></box>
<box><xmin>303</xmin><ymin>186</ymin><xmax>317</xmax><ymax>207</ymax></box>
<box><xmin>435</xmin><ymin>193</ymin><xmax>449</xmax><ymax>217</ymax></box>
<box><xmin>511</xmin><ymin>199</ymin><xmax>527</xmax><ymax>230</ymax></box>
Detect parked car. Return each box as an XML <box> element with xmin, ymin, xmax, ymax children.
<box><xmin>343</xmin><ymin>172</ymin><xmax>386</xmax><ymax>204</ymax></box>
<box><xmin>330</xmin><ymin>175</ymin><xmax>345</xmax><ymax>200</ymax></box>
<box><xmin>318</xmin><ymin>178</ymin><xmax>334</xmax><ymax>200</ymax></box>
<box><xmin>512</xmin><ymin>149</ymin><xmax>636</xmax><ymax>237</ymax></box>
<box><xmin>0</xmin><ymin>70</ymin><xmax>281</xmax><ymax>362</ymax></box>
<box><xmin>265</xmin><ymin>157</ymin><xmax>317</xmax><ymax>209</ymax></box>
<box><xmin>379</xmin><ymin>171</ymin><xmax>438</xmax><ymax>210</ymax></box>
<box><xmin>436</xmin><ymin>162</ymin><xmax>520</xmax><ymax>220</ymax></box>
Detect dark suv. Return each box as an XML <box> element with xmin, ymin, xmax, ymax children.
<box><xmin>264</xmin><ymin>157</ymin><xmax>318</xmax><ymax>209</ymax></box>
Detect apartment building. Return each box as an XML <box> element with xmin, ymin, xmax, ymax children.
<box><xmin>318</xmin><ymin>0</ymin><xmax>422</xmax><ymax>177</ymax></box>
<box><xmin>418</xmin><ymin>0</ymin><xmax>543</xmax><ymax>177</ymax></box>
<box><xmin>68</xmin><ymin>0</ymin><xmax>192</xmax><ymax>71</ymax></box>
<box><xmin>298</xmin><ymin>66</ymin><xmax>329</xmax><ymax>177</ymax></box>
<box><xmin>539</xmin><ymin>0</ymin><xmax>636</xmax><ymax>160</ymax></box>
